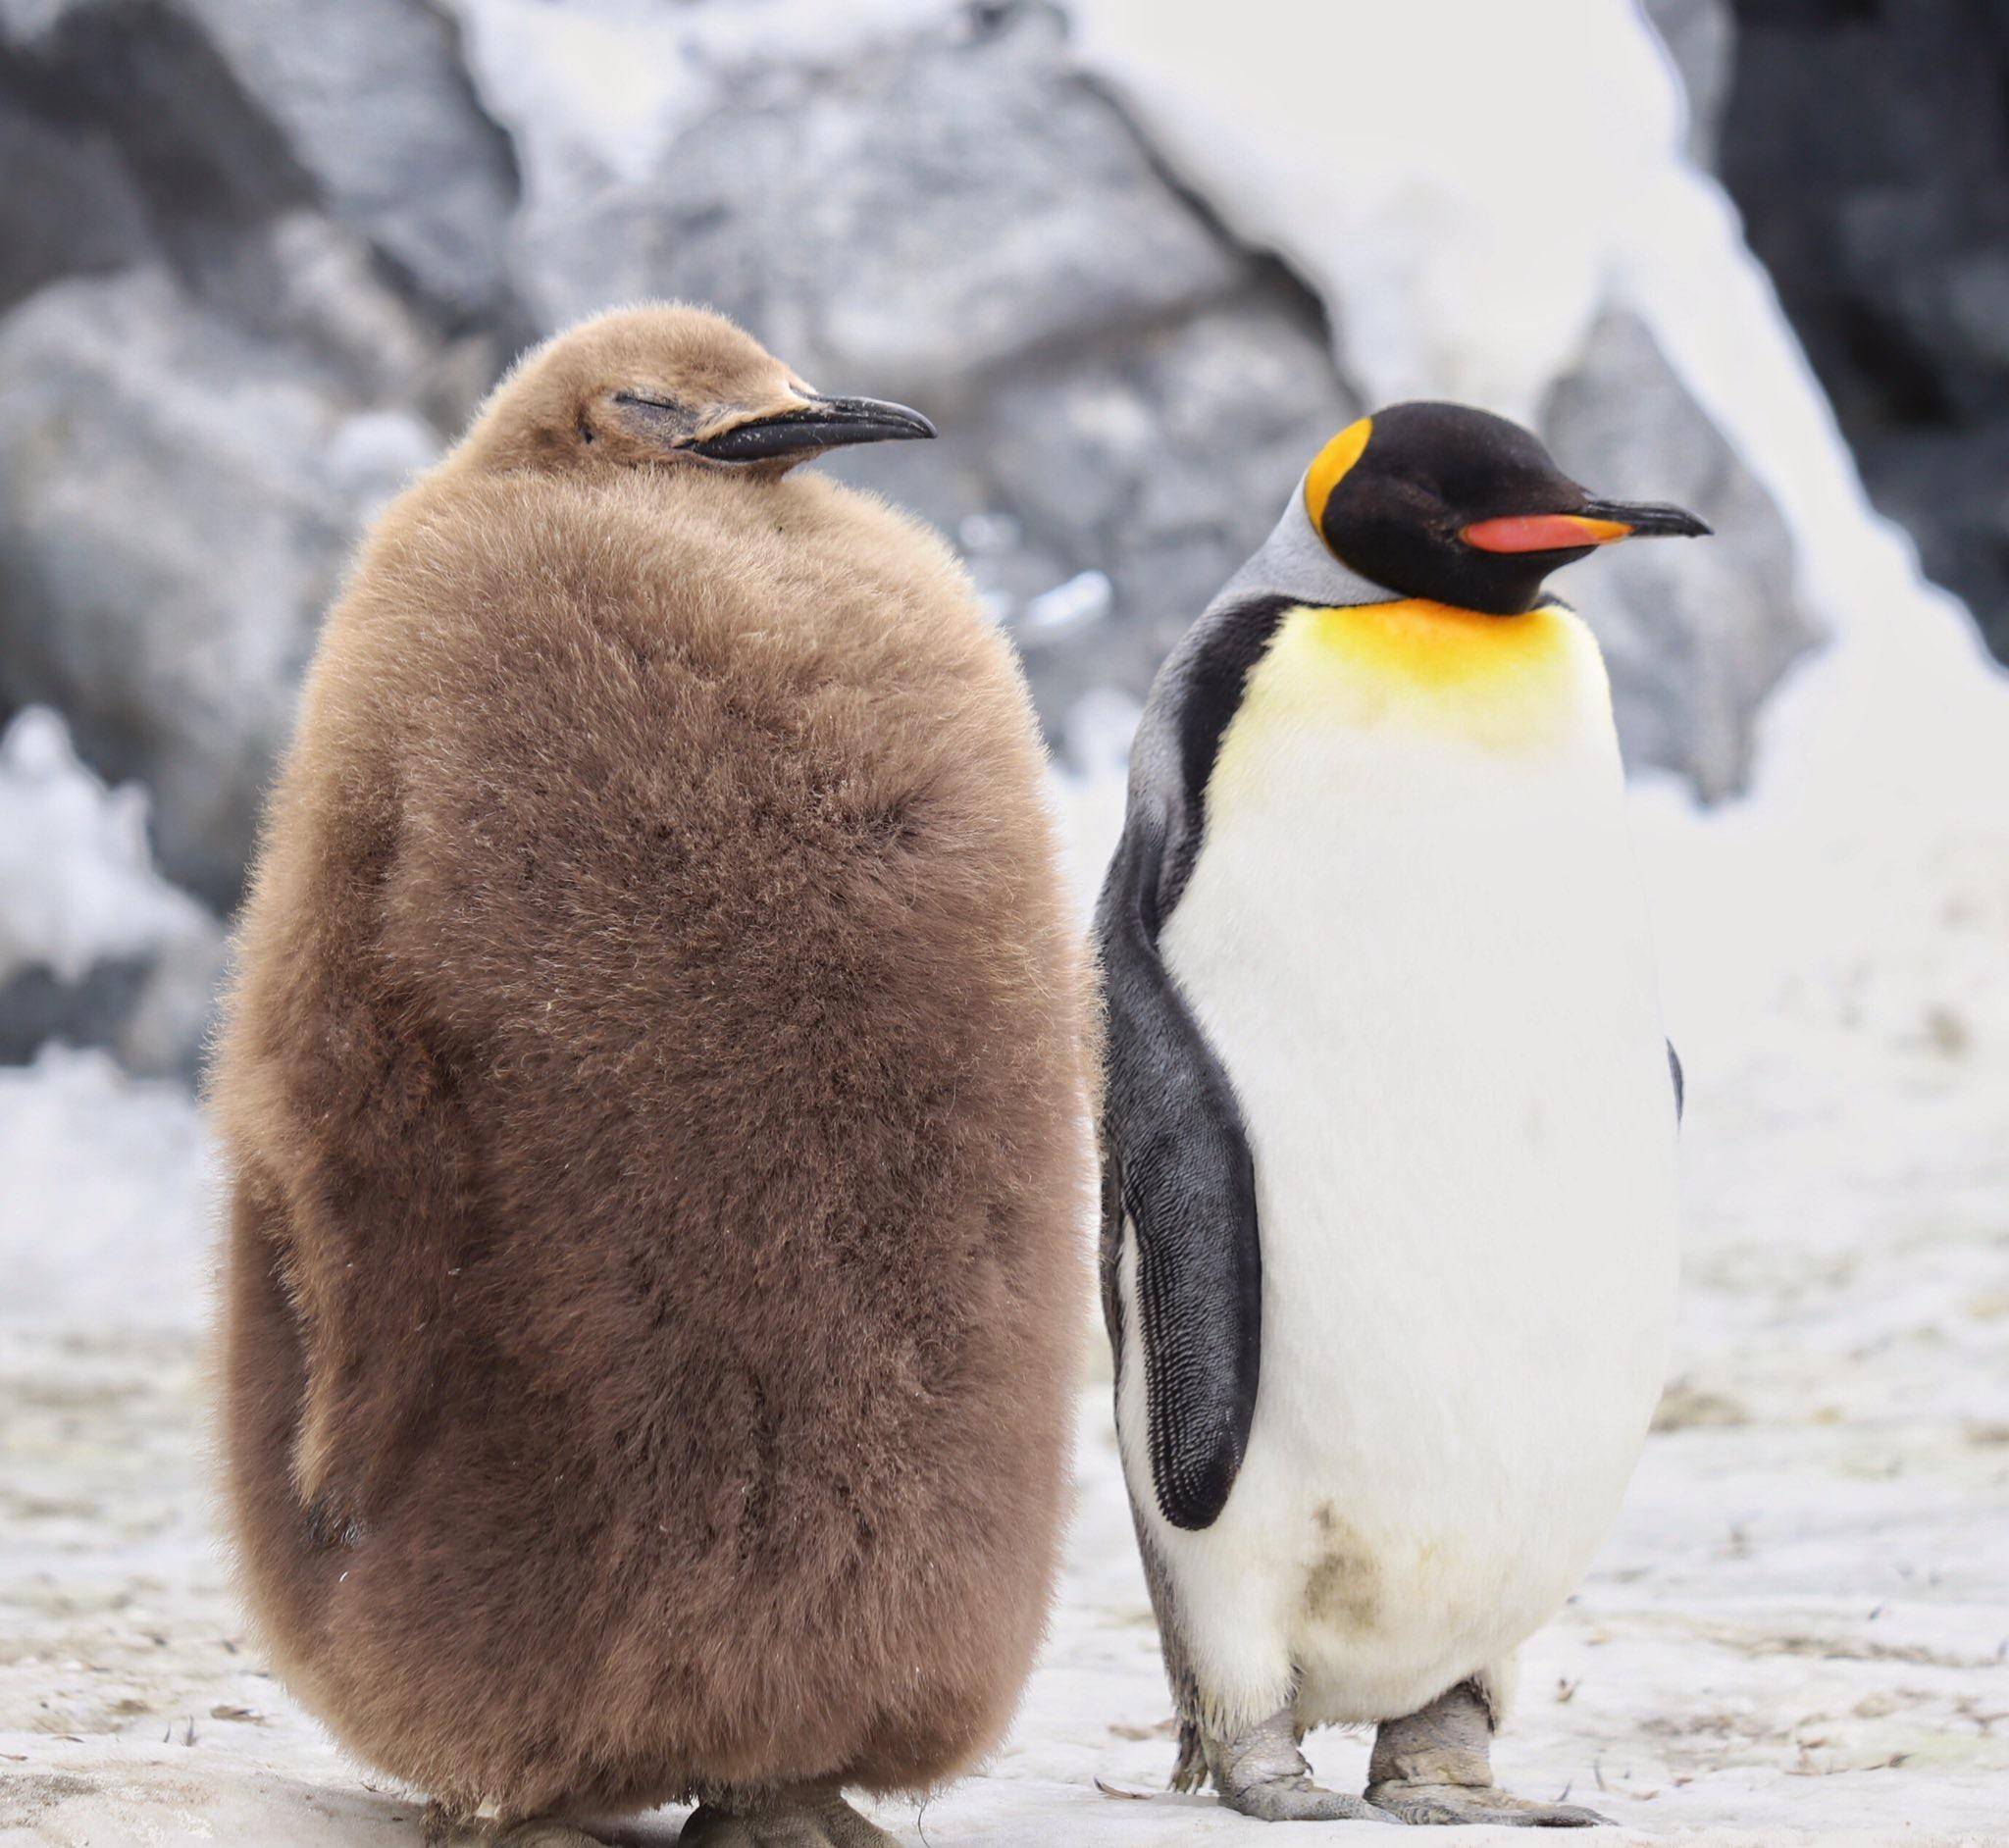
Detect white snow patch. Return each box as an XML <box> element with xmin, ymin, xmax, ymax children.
<box><xmin>322</xmin><ymin>409</ymin><xmax>438</xmax><ymax>509</ymax></box>
<box><xmin>1068</xmin><ymin>0</ymin><xmax>1685</xmax><ymax>422</ymax></box>
<box><xmin>957</xmin><ymin>510</ymin><xmax>1024</xmax><ymax>556</ymax></box>
<box><xmin>1020</xmin><ymin>568</ymin><xmax>1113</xmax><ymax>639</ymax></box>
<box><xmin>0</xmin><ymin>706</ymin><xmax>216</xmax><ymax>988</ymax></box>
<box><xmin>0</xmin><ymin>1043</ymin><xmax>218</xmax><ymax>1330</ymax></box>
<box><xmin>449</xmin><ymin>0</ymin><xmax>957</xmax><ymax>197</ymax></box>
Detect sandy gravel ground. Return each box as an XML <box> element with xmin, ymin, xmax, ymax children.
<box><xmin>3</xmin><ymin>865</ymin><xmax>2006</xmax><ymax>1848</ymax></box>
<box><xmin>8</xmin><ymin>606</ymin><xmax>2009</xmax><ymax>1845</ymax></box>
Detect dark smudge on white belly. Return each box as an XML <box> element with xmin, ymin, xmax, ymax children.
<box><xmin>1304</xmin><ymin>1503</ymin><xmax>1382</xmax><ymax>1632</ymax></box>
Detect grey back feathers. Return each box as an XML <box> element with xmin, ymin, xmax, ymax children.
<box><xmin>1214</xmin><ymin>493</ymin><xmax>1388</xmax><ymax>620</ymax></box>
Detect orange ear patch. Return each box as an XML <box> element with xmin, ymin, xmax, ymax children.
<box><xmin>1304</xmin><ymin>417</ymin><xmax>1372</xmax><ymax>529</ymax></box>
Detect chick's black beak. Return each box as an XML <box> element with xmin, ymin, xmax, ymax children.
<box><xmin>693</xmin><ymin>394</ymin><xmax>937</xmax><ymax>462</ymax></box>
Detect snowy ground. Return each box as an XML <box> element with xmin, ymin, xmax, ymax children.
<box><xmin>5</xmin><ymin>717</ymin><xmax>2009</xmax><ymax>1848</ymax></box>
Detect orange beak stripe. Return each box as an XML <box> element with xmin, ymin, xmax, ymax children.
<box><xmin>1461</xmin><ymin>514</ymin><xmax>1632</xmax><ymax>553</ymax></box>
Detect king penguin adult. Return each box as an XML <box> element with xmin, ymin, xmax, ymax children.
<box><xmin>1098</xmin><ymin>402</ymin><xmax>1706</xmax><ymax>1826</ymax></box>
<box><xmin>213</xmin><ymin>305</ymin><xmax>1093</xmax><ymax>1848</ymax></box>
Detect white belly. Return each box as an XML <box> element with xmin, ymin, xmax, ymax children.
<box><xmin>1115</xmin><ymin>604</ymin><xmax>1679</xmax><ymax>1730</ymax></box>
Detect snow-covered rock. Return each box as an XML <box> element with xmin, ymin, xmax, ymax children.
<box><xmin>461</xmin><ymin>1</ymin><xmax>1239</xmax><ymax>391</ymax></box>
<box><xmin>1544</xmin><ymin>305</ymin><xmax>1813</xmax><ymax>798</ymax></box>
<box><xmin>0</xmin><ymin>708</ymin><xmax>225</xmax><ymax>1078</ymax></box>
<box><xmin>179</xmin><ymin>0</ymin><xmax>518</xmax><ymax>319</ymax></box>
<box><xmin>1641</xmin><ymin>0</ymin><xmax>1734</xmax><ymax>166</ymax></box>
<box><xmin>1068</xmin><ymin>0</ymin><xmax>1821</xmax><ymax>798</ymax></box>
<box><xmin>0</xmin><ymin>79</ymin><xmax>150</xmax><ymax>311</ymax></box>
<box><xmin>842</xmin><ymin>275</ymin><xmax>1361</xmax><ymax>744</ymax></box>
<box><xmin>0</xmin><ymin>265</ymin><xmax>438</xmax><ymax>906</ymax></box>
<box><xmin>0</xmin><ymin>0</ymin><xmax>1818</xmax><ymax>915</ymax></box>
<box><xmin>1717</xmin><ymin>0</ymin><xmax>2009</xmax><ymax>661</ymax></box>
<box><xmin>2</xmin><ymin>0</ymin><xmax>517</xmax><ymax>319</ymax></box>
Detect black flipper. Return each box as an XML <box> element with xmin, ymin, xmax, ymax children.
<box><xmin>1668</xmin><ymin>1038</ymin><xmax>1684</xmax><ymax>1123</ymax></box>
<box><xmin>1097</xmin><ymin>595</ymin><xmax>1293</xmax><ymax>1532</ymax></box>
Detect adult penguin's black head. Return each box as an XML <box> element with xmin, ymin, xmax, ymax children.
<box><xmin>1304</xmin><ymin>401</ymin><xmax>1711</xmax><ymax>616</ymax></box>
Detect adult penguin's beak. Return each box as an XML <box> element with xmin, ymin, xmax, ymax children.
<box><xmin>692</xmin><ymin>393</ymin><xmax>938</xmax><ymax>462</ymax></box>
<box><xmin>1577</xmin><ymin>497</ymin><xmax>1714</xmax><ymax>539</ymax></box>
<box><xmin>1463</xmin><ymin>498</ymin><xmax>1712</xmax><ymax>553</ymax></box>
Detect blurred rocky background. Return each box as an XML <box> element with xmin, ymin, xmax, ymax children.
<box><xmin>0</xmin><ymin>0</ymin><xmax>1963</xmax><ymax>1085</ymax></box>
<box><xmin>1719</xmin><ymin>0</ymin><xmax>2009</xmax><ymax>664</ymax></box>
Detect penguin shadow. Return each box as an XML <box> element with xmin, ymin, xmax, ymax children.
<box><xmin>424</xmin><ymin>1817</ymin><xmax>691</xmax><ymax>1847</ymax></box>
<box><xmin>426</xmin><ymin>1807</ymin><xmax>909</xmax><ymax>1847</ymax></box>
<box><xmin>573</xmin><ymin>1818</ymin><xmax>690</xmax><ymax>1848</ymax></box>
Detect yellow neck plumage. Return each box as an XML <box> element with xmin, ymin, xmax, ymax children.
<box><xmin>1246</xmin><ymin>598</ymin><xmax>1610</xmax><ymax>755</ymax></box>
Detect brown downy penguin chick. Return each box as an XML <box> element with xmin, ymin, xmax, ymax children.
<box><xmin>211</xmin><ymin>304</ymin><xmax>1094</xmax><ymax>1848</ymax></box>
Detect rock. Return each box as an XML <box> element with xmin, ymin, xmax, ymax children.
<box><xmin>1</xmin><ymin>0</ymin><xmax>313</xmax><ymax>275</ymax></box>
<box><xmin>1856</xmin><ymin>417</ymin><xmax>2009</xmax><ymax>644</ymax></box>
<box><xmin>0</xmin><ymin>707</ymin><xmax>225</xmax><ymax>1078</ymax></box>
<box><xmin>1641</xmin><ymin>0</ymin><xmax>1735</xmax><ymax>167</ymax></box>
<box><xmin>4</xmin><ymin>0</ymin><xmax>516</xmax><ymax>321</ymax></box>
<box><xmin>188</xmin><ymin>209</ymin><xmax>505</xmax><ymax>424</ymax></box>
<box><xmin>0</xmin><ymin>265</ymin><xmax>438</xmax><ymax>907</ymax></box>
<box><xmin>1717</xmin><ymin>0</ymin><xmax>2009</xmax><ymax>660</ymax></box>
<box><xmin>1543</xmin><ymin>305</ymin><xmax>1817</xmax><ymax>799</ymax></box>
<box><xmin>462</xmin><ymin>1</ymin><xmax>1246</xmax><ymax>392</ymax></box>
<box><xmin>0</xmin><ymin>0</ymin><xmax>1833</xmax><ymax>938</ymax></box>
<box><xmin>176</xmin><ymin>0</ymin><xmax>518</xmax><ymax>321</ymax></box>
<box><xmin>187</xmin><ymin>210</ymin><xmax>449</xmax><ymax>399</ymax></box>
<box><xmin>0</xmin><ymin>86</ymin><xmax>152</xmax><ymax>310</ymax></box>
<box><xmin>834</xmin><ymin>274</ymin><xmax>1360</xmax><ymax>742</ymax></box>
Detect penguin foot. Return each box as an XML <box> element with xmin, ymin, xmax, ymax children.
<box><xmin>1222</xmin><ymin>1777</ymin><xmax>1397</xmax><ymax>1824</ymax></box>
<box><xmin>1367</xmin><ymin>1679</ymin><xmax>1611</xmax><ymax>1827</ymax></box>
<box><xmin>1363</xmin><ymin>1783</ymin><xmax>1609</xmax><ymax>1827</ymax></box>
<box><xmin>676</xmin><ymin>1789</ymin><xmax>900</xmax><ymax>1848</ymax></box>
<box><xmin>1206</xmin><ymin>1707</ymin><xmax>1398</xmax><ymax>1823</ymax></box>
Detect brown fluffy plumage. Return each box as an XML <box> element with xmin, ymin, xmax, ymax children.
<box><xmin>210</xmin><ymin>305</ymin><xmax>1093</xmax><ymax>1830</ymax></box>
